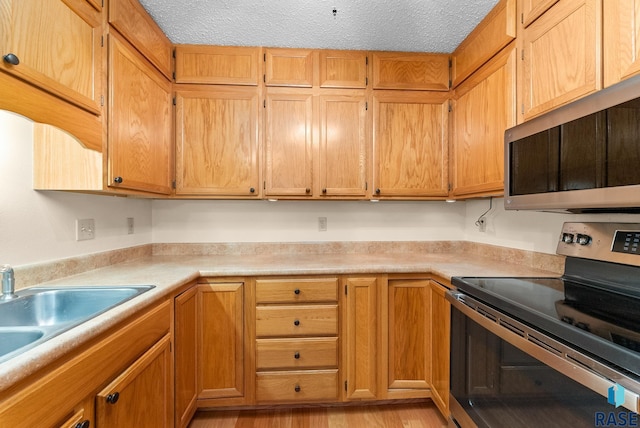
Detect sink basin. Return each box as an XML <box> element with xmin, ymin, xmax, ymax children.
<box><xmin>0</xmin><ymin>285</ymin><xmax>154</xmax><ymax>363</ymax></box>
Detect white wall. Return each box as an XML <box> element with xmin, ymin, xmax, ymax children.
<box><xmin>151</xmin><ymin>199</ymin><xmax>467</xmax><ymax>243</ymax></box>
<box><xmin>0</xmin><ymin>111</ymin><xmax>152</xmax><ymax>266</ymax></box>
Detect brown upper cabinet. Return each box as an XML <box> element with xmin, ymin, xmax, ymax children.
<box><xmin>451</xmin><ymin>0</ymin><xmax>516</xmax><ymax>88</ymax></box>
<box><xmin>451</xmin><ymin>44</ymin><xmax>516</xmax><ymax>198</ymax></box>
<box><xmin>0</xmin><ymin>0</ymin><xmax>102</xmax><ymax>115</ymax></box>
<box><xmin>174</xmin><ymin>45</ymin><xmax>261</xmax><ymax>86</ymax></box>
<box><xmin>519</xmin><ymin>0</ymin><xmax>601</xmax><ymax>122</ymax></box>
<box><xmin>265</xmin><ymin>48</ymin><xmax>314</xmax><ymax>87</ymax></box>
<box><xmin>372</xmin><ymin>91</ymin><xmax>449</xmax><ymax>198</ymax></box>
<box><xmin>319</xmin><ymin>50</ymin><xmax>368</xmax><ymax>88</ymax></box>
<box><xmin>109</xmin><ymin>0</ymin><xmax>173</xmax><ymax>79</ymax></box>
<box><xmin>603</xmin><ymin>0</ymin><xmax>640</xmax><ymax>87</ymax></box>
<box><xmin>371</xmin><ymin>52</ymin><xmax>449</xmax><ymax>91</ymax></box>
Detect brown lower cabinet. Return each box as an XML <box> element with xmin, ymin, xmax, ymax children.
<box><xmin>0</xmin><ymin>300</ymin><xmax>172</xmax><ymax>428</ymax></box>
<box><xmin>174</xmin><ymin>274</ymin><xmax>451</xmax><ymax>422</ymax></box>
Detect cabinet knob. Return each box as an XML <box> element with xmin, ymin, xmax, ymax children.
<box><xmin>375</xmin><ymin>188</ymin><xmax>381</xmax><ymax>195</ymax></box>
<box><xmin>250</xmin><ymin>187</ymin><xmax>255</xmax><ymax>193</ymax></box>
<box><xmin>75</xmin><ymin>421</ymin><xmax>90</xmax><ymax>428</ymax></box>
<box><xmin>294</xmin><ymin>385</ymin><xmax>301</xmax><ymax>392</ymax></box>
<box><xmin>113</xmin><ymin>176</ymin><xmax>123</xmax><ymax>184</ymax></box>
<box><xmin>322</xmin><ymin>188</ymin><xmax>327</xmax><ymax>194</ymax></box>
<box><xmin>2</xmin><ymin>53</ymin><xmax>19</xmax><ymax>65</ymax></box>
<box><xmin>294</xmin><ymin>351</ymin><xmax>300</xmax><ymax>359</ymax></box>
<box><xmin>293</xmin><ymin>319</ymin><xmax>300</xmax><ymax>326</ymax></box>
<box><xmin>305</xmin><ymin>188</ymin><xmax>311</xmax><ymax>194</ymax></box>
<box><xmin>106</xmin><ymin>392</ymin><xmax>120</xmax><ymax>404</ymax></box>
<box><xmin>294</xmin><ymin>288</ymin><xmax>300</xmax><ymax>295</ymax></box>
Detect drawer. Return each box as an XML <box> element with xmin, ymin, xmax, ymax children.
<box><xmin>256</xmin><ymin>305</ymin><xmax>338</xmax><ymax>337</ymax></box>
<box><xmin>256</xmin><ymin>370</ymin><xmax>338</xmax><ymax>403</ymax></box>
<box><xmin>255</xmin><ymin>278</ymin><xmax>338</xmax><ymax>303</ymax></box>
<box><xmin>256</xmin><ymin>337</ymin><xmax>338</xmax><ymax>370</ymax></box>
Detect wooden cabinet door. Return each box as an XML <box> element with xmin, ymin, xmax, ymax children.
<box><xmin>430</xmin><ymin>281</ymin><xmax>451</xmax><ymax>417</ymax></box>
<box><xmin>372</xmin><ymin>52</ymin><xmax>449</xmax><ymax>91</ymax></box>
<box><xmin>96</xmin><ymin>334</ymin><xmax>173</xmax><ymax>428</ymax></box>
<box><xmin>264</xmin><ymin>90</ymin><xmax>314</xmax><ymax>197</ymax></box>
<box><xmin>373</xmin><ymin>91</ymin><xmax>449</xmax><ymax>198</ymax></box>
<box><xmin>174</xmin><ymin>285</ymin><xmax>198</xmax><ymax>428</ymax></box>
<box><xmin>175</xmin><ymin>86</ymin><xmax>260</xmax><ymax>197</ymax></box>
<box><xmin>383</xmin><ymin>279</ymin><xmax>431</xmax><ymax>398</ymax></box>
<box><xmin>451</xmin><ymin>44</ymin><xmax>516</xmax><ymax>198</ymax></box>
<box><xmin>603</xmin><ymin>0</ymin><xmax>640</xmax><ymax>87</ymax></box>
<box><xmin>108</xmin><ymin>33</ymin><xmax>172</xmax><ymax>195</ymax></box>
<box><xmin>319</xmin><ymin>50</ymin><xmax>368</xmax><ymax>88</ymax></box>
<box><xmin>520</xmin><ymin>0</ymin><xmax>600</xmax><ymax>121</ymax></box>
<box><xmin>175</xmin><ymin>45</ymin><xmax>261</xmax><ymax>85</ymax></box>
<box><xmin>198</xmin><ymin>282</ymin><xmax>245</xmax><ymax>400</ymax></box>
<box><xmin>265</xmin><ymin>48</ymin><xmax>314</xmax><ymax>87</ymax></box>
<box><xmin>109</xmin><ymin>0</ymin><xmax>172</xmax><ymax>78</ymax></box>
<box><xmin>319</xmin><ymin>93</ymin><xmax>368</xmax><ymax>197</ymax></box>
<box><xmin>343</xmin><ymin>276</ymin><xmax>379</xmax><ymax>400</ymax></box>
<box><xmin>0</xmin><ymin>0</ymin><xmax>102</xmax><ymax>114</ymax></box>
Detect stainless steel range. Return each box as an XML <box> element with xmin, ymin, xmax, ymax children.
<box><xmin>448</xmin><ymin>222</ymin><xmax>640</xmax><ymax>428</ymax></box>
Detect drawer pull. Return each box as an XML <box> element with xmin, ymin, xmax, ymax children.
<box><xmin>294</xmin><ymin>288</ymin><xmax>301</xmax><ymax>295</ymax></box>
<box><xmin>294</xmin><ymin>319</ymin><xmax>300</xmax><ymax>326</ymax></box>
<box><xmin>294</xmin><ymin>384</ymin><xmax>301</xmax><ymax>392</ymax></box>
<box><xmin>106</xmin><ymin>392</ymin><xmax>120</xmax><ymax>404</ymax></box>
<box><xmin>74</xmin><ymin>421</ymin><xmax>90</xmax><ymax>428</ymax></box>
<box><xmin>294</xmin><ymin>351</ymin><xmax>300</xmax><ymax>359</ymax></box>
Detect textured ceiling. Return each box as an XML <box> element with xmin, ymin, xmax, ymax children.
<box><xmin>138</xmin><ymin>0</ymin><xmax>501</xmax><ymax>53</ymax></box>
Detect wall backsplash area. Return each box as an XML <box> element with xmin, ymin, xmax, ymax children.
<box><xmin>4</xmin><ymin>109</ymin><xmax>640</xmax><ymax>267</ymax></box>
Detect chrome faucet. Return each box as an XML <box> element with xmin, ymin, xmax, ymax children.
<box><xmin>0</xmin><ymin>265</ymin><xmax>17</xmax><ymax>300</ymax></box>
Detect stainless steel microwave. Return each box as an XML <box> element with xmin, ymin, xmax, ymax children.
<box><xmin>504</xmin><ymin>74</ymin><xmax>640</xmax><ymax>213</ymax></box>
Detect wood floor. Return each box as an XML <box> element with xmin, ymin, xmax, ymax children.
<box><xmin>188</xmin><ymin>402</ymin><xmax>448</xmax><ymax>428</ymax></box>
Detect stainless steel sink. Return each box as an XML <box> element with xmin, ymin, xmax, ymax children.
<box><xmin>0</xmin><ymin>285</ymin><xmax>154</xmax><ymax>363</ymax></box>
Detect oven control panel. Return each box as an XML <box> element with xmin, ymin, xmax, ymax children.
<box><xmin>557</xmin><ymin>222</ymin><xmax>640</xmax><ymax>266</ymax></box>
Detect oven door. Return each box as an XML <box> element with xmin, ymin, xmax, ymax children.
<box><xmin>447</xmin><ymin>291</ymin><xmax>640</xmax><ymax>428</ymax></box>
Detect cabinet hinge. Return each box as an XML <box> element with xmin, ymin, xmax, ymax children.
<box><xmin>263</xmin><ymin>99</ymin><xmax>266</xmax><ymax>108</ymax></box>
<box><xmin>521</xmin><ymin>13</ymin><xmax>524</xmax><ymax>24</ymax></box>
<box><xmin>365</xmin><ymin>181</ymin><xmax>368</xmax><ymax>191</ymax></box>
<box><xmin>365</xmin><ymin>76</ymin><xmax>368</xmax><ymax>86</ymax></box>
<box><xmin>173</xmin><ymin>97</ymin><xmax>177</xmax><ymax>106</ymax></box>
<box><xmin>344</xmin><ymin>284</ymin><xmax>348</xmax><ymax>295</ymax></box>
<box><xmin>263</xmin><ymin>74</ymin><xmax>266</xmax><ymax>83</ymax></box>
<box><xmin>521</xmin><ymin>50</ymin><xmax>524</xmax><ymax>61</ymax></box>
<box><xmin>172</xmin><ymin>180</ymin><xmax>176</xmax><ymax>189</ymax></box>
<box><xmin>264</xmin><ymin>53</ymin><xmax>266</xmax><ymax>62</ymax></box>
<box><xmin>365</xmin><ymin>56</ymin><xmax>368</xmax><ymax>65</ymax></box>
<box><xmin>344</xmin><ymin>380</ymin><xmax>348</xmax><ymax>391</ymax></box>
<box><xmin>101</xmin><ymin>36</ymin><xmax>104</xmax><ymax>48</ymax></box>
<box><xmin>365</xmin><ymin>101</ymin><xmax>368</xmax><ymax>111</ymax></box>
<box><xmin>100</xmin><ymin>95</ymin><xmax>104</xmax><ymax>107</ymax></box>
<box><xmin>172</xmin><ymin>71</ymin><xmax>176</xmax><ymax>80</ymax></box>
<box><xmin>521</xmin><ymin>103</ymin><xmax>525</xmax><ymax>115</ymax></box>
<box><xmin>173</xmin><ymin>48</ymin><xmax>176</xmax><ymax>59</ymax></box>
<box><xmin>448</xmin><ymin>100</ymin><xmax>452</xmax><ymax>112</ymax></box>
<box><xmin>263</xmin><ymin>181</ymin><xmax>266</xmax><ymax>190</ymax></box>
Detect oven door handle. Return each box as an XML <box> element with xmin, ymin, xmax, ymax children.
<box><xmin>446</xmin><ymin>290</ymin><xmax>640</xmax><ymax>414</ymax></box>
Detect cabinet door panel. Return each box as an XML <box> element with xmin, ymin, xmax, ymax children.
<box><xmin>343</xmin><ymin>277</ymin><xmax>378</xmax><ymax>400</ymax></box>
<box><xmin>373</xmin><ymin>91</ymin><xmax>448</xmax><ymax>197</ymax></box>
<box><xmin>175</xmin><ymin>286</ymin><xmax>198</xmax><ymax>428</ymax></box>
<box><xmin>372</xmin><ymin>52</ymin><xmax>449</xmax><ymax>91</ymax></box>
<box><xmin>430</xmin><ymin>281</ymin><xmax>451</xmax><ymax>416</ymax></box>
<box><xmin>108</xmin><ymin>33</ymin><xmax>172</xmax><ymax>194</ymax></box>
<box><xmin>0</xmin><ymin>0</ymin><xmax>101</xmax><ymax>114</ymax></box>
<box><xmin>319</xmin><ymin>50</ymin><xmax>367</xmax><ymax>88</ymax></box>
<box><xmin>265</xmin><ymin>48</ymin><xmax>314</xmax><ymax>87</ymax></box>
<box><xmin>451</xmin><ymin>45</ymin><xmax>516</xmax><ymax>197</ymax></box>
<box><xmin>387</xmin><ymin>279</ymin><xmax>431</xmax><ymax>390</ymax></box>
<box><xmin>198</xmin><ymin>282</ymin><xmax>245</xmax><ymax>399</ymax></box>
<box><xmin>521</xmin><ymin>0</ymin><xmax>600</xmax><ymax>121</ymax></box>
<box><xmin>264</xmin><ymin>91</ymin><xmax>314</xmax><ymax>196</ymax></box>
<box><xmin>320</xmin><ymin>94</ymin><xmax>368</xmax><ymax>196</ymax></box>
<box><xmin>175</xmin><ymin>87</ymin><xmax>260</xmax><ymax>196</ymax></box>
<box><xmin>603</xmin><ymin>0</ymin><xmax>640</xmax><ymax>87</ymax></box>
<box><xmin>175</xmin><ymin>45</ymin><xmax>261</xmax><ymax>85</ymax></box>
<box><xmin>96</xmin><ymin>334</ymin><xmax>172</xmax><ymax>428</ymax></box>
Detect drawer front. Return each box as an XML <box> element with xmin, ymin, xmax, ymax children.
<box><xmin>256</xmin><ymin>305</ymin><xmax>338</xmax><ymax>337</ymax></box>
<box><xmin>256</xmin><ymin>337</ymin><xmax>338</xmax><ymax>370</ymax></box>
<box><xmin>255</xmin><ymin>278</ymin><xmax>338</xmax><ymax>303</ymax></box>
<box><xmin>256</xmin><ymin>370</ymin><xmax>338</xmax><ymax>402</ymax></box>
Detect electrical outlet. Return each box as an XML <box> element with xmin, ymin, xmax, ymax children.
<box><xmin>318</xmin><ymin>217</ymin><xmax>328</xmax><ymax>231</ymax></box>
<box><xmin>127</xmin><ymin>217</ymin><xmax>134</xmax><ymax>234</ymax></box>
<box><xmin>76</xmin><ymin>218</ymin><xmax>95</xmax><ymax>241</ymax></box>
<box><xmin>477</xmin><ymin>218</ymin><xmax>486</xmax><ymax>233</ymax></box>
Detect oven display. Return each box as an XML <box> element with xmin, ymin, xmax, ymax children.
<box><xmin>612</xmin><ymin>230</ymin><xmax>640</xmax><ymax>255</ymax></box>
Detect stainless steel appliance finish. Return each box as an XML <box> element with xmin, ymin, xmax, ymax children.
<box><xmin>504</xmin><ymin>73</ymin><xmax>640</xmax><ymax>212</ymax></box>
<box><xmin>448</xmin><ymin>222</ymin><xmax>640</xmax><ymax>428</ymax></box>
